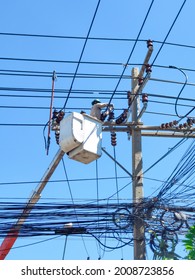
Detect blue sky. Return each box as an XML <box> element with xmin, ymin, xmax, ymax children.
<box><xmin>0</xmin><ymin>0</ymin><xmax>195</xmax><ymax>260</ymax></box>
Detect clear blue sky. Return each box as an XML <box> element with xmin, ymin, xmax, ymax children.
<box><xmin>0</xmin><ymin>0</ymin><xmax>195</xmax><ymax>260</ymax></box>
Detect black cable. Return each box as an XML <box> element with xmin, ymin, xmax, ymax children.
<box><xmin>143</xmin><ymin>138</ymin><xmax>187</xmax><ymax>176</ymax></box>
<box><xmin>156</xmin><ymin>139</ymin><xmax>195</xmax><ymax>200</ymax></box>
<box><xmin>0</xmin><ymin>57</ymin><xmax>128</xmax><ymax>66</ymax></box>
<box><xmin>62</xmin><ymin>235</ymin><xmax>68</xmax><ymax>260</ymax></box>
<box><xmin>0</xmin><ymin>175</ymin><xmax>130</xmax><ymax>186</ymax></box>
<box><xmin>0</xmin><ymin>105</ymin><xmax>188</xmax><ymax>119</ymax></box>
<box><xmin>62</xmin><ymin>0</ymin><xmax>101</xmax><ymax>111</ymax></box>
<box><xmin>1</xmin><ymin>58</ymin><xmax>195</xmax><ymax>81</ymax></box>
<box><xmin>169</xmin><ymin>66</ymin><xmax>188</xmax><ymax>119</ymax></box>
<box><xmin>149</xmin><ymin>98</ymin><xmax>194</xmax><ymax>109</ymax></box>
<box><xmin>2</xmin><ymin>62</ymin><xmax>195</xmax><ymax>77</ymax></box>
<box><xmin>43</xmin><ymin>120</ymin><xmax>50</xmax><ymax>151</ymax></box>
<box><xmin>1</xmin><ymin>90</ymin><xmax>195</xmax><ymax>103</ymax></box>
<box><xmin>61</xmin><ymin>158</ymin><xmax>90</xmax><ymax>258</ymax></box>
<box><xmin>1</xmin><ymin>200</ymin><xmax>195</xmax><ymax>242</ymax></box>
<box><xmin>107</xmin><ymin>0</ymin><xmax>155</xmax><ymax>106</ymax></box>
<box><xmin>1</xmin><ymin>32</ymin><xmax>195</xmax><ymax>50</ymax></box>
<box><xmin>151</xmin><ymin>0</ymin><xmax>187</xmax><ymax>65</ymax></box>
<box><xmin>95</xmin><ymin>160</ymin><xmax>103</xmax><ymax>259</ymax></box>
<box><xmin>0</xmin><ymin>235</ymin><xmax>60</xmax><ymax>252</ymax></box>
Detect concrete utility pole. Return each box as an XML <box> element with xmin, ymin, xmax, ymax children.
<box><xmin>131</xmin><ymin>67</ymin><xmax>146</xmax><ymax>260</ymax></box>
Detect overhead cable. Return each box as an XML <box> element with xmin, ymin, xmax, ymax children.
<box><xmin>151</xmin><ymin>0</ymin><xmax>187</xmax><ymax>65</ymax></box>
<box><xmin>62</xmin><ymin>0</ymin><xmax>102</xmax><ymax>110</ymax></box>
<box><xmin>107</xmin><ymin>0</ymin><xmax>155</xmax><ymax>106</ymax></box>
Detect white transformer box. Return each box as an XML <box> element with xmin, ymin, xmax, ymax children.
<box><xmin>59</xmin><ymin>112</ymin><xmax>102</xmax><ymax>164</ymax></box>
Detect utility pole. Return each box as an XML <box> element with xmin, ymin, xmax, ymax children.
<box><xmin>131</xmin><ymin>67</ymin><xmax>146</xmax><ymax>260</ymax></box>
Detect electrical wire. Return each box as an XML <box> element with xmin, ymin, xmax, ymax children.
<box><xmin>142</xmin><ymin>138</ymin><xmax>188</xmax><ymax>176</ymax></box>
<box><xmin>0</xmin><ymin>175</ymin><xmax>130</xmax><ymax>187</ymax></box>
<box><xmin>1</xmin><ymin>32</ymin><xmax>195</xmax><ymax>51</ymax></box>
<box><xmin>61</xmin><ymin>158</ymin><xmax>90</xmax><ymax>259</ymax></box>
<box><xmin>151</xmin><ymin>0</ymin><xmax>187</xmax><ymax>65</ymax></box>
<box><xmin>1</xmin><ymin>89</ymin><xmax>195</xmax><ymax>103</ymax></box>
<box><xmin>156</xmin><ymin>139</ymin><xmax>195</xmax><ymax>201</ymax></box>
<box><xmin>2</xmin><ymin>62</ymin><xmax>195</xmax><ymax>77</ymax></box>
<box><xmin>0</xmin><ymin>234</ymin><xmax>61</xmax><ymax>254</ymax></box>
<box><xmin>62</xmin><ymin>0</ymin><xmax>101</xmax><ymax>111</ymax></box>
<box><xmin>168</xmin><ymin>66</ymin><xmax>188</xmax><ymax>119</ymax></box>
<box><xmin>62</xmin><ymin>235</ymin><xmax>68</xmax><ymax>260</ymax></box>
<box><xmin>107</xmin><ymin>0</ymin><xmax>155</xmax><ymax>106</ymax></box>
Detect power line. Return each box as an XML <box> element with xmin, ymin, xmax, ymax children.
<box><xmin>151</xmin><ymin>0</ymin><xmax>187</xmax><ymax>65</ymax></box>
<box><xmin>1</xmin><ymin>89</ymin><xmax>195</xmax><ymax>102</ymax></box>
<box><xmin>0</xmin><ymin>97</ymin><xmax>194</xmax><ymax>111</ymax></box>
<box><xmin>1</xmin><ymin>32</ymin><xmax>195</xmax><ymax>50</ymax></box>
<box><xmin>143</xmin><ymin>138</ymin><xmax>188</xmax><ymax>176</ymax></box>
<box><xmin>1</xmin><ymin>68</ymin><xmax>195</xmax><ymax>88</ymax></box>
<box><xmin>62</xmin><ymin>0</ymin><xmax>102</xmax><ymax>110</ymax></box>
<box><xmin>0</xmin><ymin>176</ymin><xmax>130</xmax><ymax>187</ymax></box>
<box><xmin>1</xmin><ymin>58</ymin><xmax>195</xmax><ymax>80</ymax></box>
<box><xmin>107</xmin><ymin>0</ymin><xmax>155</xmax><ymax>105</ymax></box>
<box><xmin>2</xmin><ymin>62</ymin><xmax>195</xmax><ymax>76</ymax></box>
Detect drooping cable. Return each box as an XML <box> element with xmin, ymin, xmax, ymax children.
<box><xmin>0</xmin><ymin>235</ymin><xmax>60</xmax><ymax>253</ymax></box>
<box><xmin>169</xmin><ymin>66</ymin><xmax>188</xmax><ymax>119</ymax></box>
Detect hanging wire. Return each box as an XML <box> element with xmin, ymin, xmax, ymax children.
<box><xmin>62</xmin><ymin>235</ymin><xmax>68</xmax><ymax>260</ymax></box>
<box><xmin>0</xmin><ymin>235</ymin><xmax>61</xmax><ymax>253</ymax></box>
<box><xmin>169</xmin><ymin>66</ymin><xmax>189</xmax><ymax>119</ymax></box>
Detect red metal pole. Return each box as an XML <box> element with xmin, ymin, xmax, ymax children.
<box><xmin>0</xmin><ymin>228</ymin><xmax>19</xmax><ymax>260</ymax></box>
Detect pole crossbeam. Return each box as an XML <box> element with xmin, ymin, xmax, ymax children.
<box><xmin>102</xmin><ymin>123</ymin><xmax>195</xmax><ymax>138</ymax></box>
